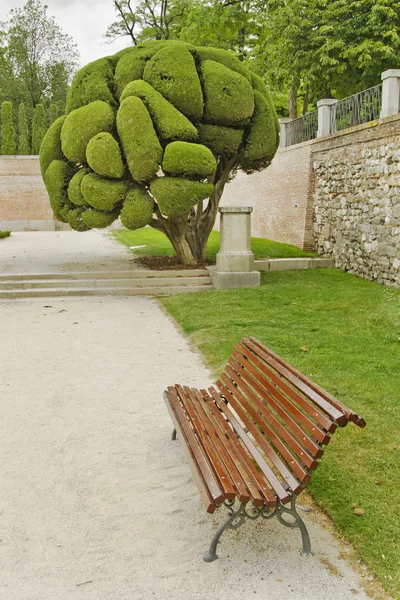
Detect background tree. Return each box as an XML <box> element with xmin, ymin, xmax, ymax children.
<box><xmin>18</xmin><ymin>102</ymin><xmax>30</xmax><ymax>154</ymax></box>
<box><xmin>40</xmin><ymin>41</ymin><xmax>279</xmax><ymax>265</ymax></box>
<box><xmin>1</xmin><ymin>100</ymin><xmax>17</xmax><ymax>155</ymax></box>
<box><xmin>49</xmin><ymin>103</ymin><xmax>60</xmax><ymax>125</ymax></box>
<box><xmin>1</xmin><ymin>0</ymin><xmax>79</xmax><ymax>108</ymax></box>
<box><xmin>31</xmin><ymin>103</ymin><xmax>47</xmax><ymax>153</ymax></box>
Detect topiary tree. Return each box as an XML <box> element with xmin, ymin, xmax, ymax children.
<box><xmin>32</xmin><ymin>103</ymin><xmax>48</xmax><ymax>154</ymax></box>
<box><xmin>40</xmin><ymin>40</ymin><xmax>279</xmax><ymax>265</ymax></box>
<box><xmin>1</xmin><ymin>101</ymin><xmax>17</xmax><ymax>155</ymax></box>
<box><xmin>18</xmin><ymin>103</ymin><xmax>30</xmax><ymax>155</ymax></box>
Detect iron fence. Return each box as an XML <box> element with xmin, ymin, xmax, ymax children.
<box><xmin>285</xmin><ymin>110</ymin><xmax>318</xmax><ymax>146</ymax></box>
<box><xmin>330</xmin><ymin>84</ymin><xmax>382</xmax><ymax>133</ymax></box>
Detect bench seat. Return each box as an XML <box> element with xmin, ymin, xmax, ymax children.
<box><xmin>164</xmin><ymin>336</ymin><xmax>365</xmax><ymax>561</ymax></box>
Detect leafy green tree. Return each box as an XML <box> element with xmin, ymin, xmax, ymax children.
<box><xmin>1</xmin><ymin>0</ymin><xmax>79</xmax><ymax>108</ymax></box>
<box><xmin>40</xmin><ymin>41</ymin><xmax>279</xmax><ymax>265</ymax></box>
<box><xmin>105</xmin><ymin>0</ymin><xmax>187</xmax><ymax>44</ymax></box>
<box><xmin>1</xmin><ymin>100</ymin><xmax>17</xmax><ymax>154</ymax></box>
<box><xmin>49</xmin><ymin>103</ymin><xmax>60</xmax><ymax>125</ymax></box>
<box><xmin>31</xmin><ymin>103</ymin><xmax>47</xmax><ymax>153</ymax></box>
<box><xmin>18</xmin><ymin>102</ymin><xmax>30</xmax><ymax>154</ymax></box>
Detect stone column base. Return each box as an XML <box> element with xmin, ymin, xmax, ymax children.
<box><xmin>208</xmin><ymin>266</ymin><xmax>260</xmax><ymax>289</ymax></box>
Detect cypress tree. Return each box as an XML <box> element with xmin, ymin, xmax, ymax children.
<box><xmin>1</xmin><ymin>101</ymin><xmax>17</xmax><ymax>155</ymax></box>
<box><xmin>49</xmin><ymin>103</ymin><xmax>60</xmax><ymax>125</ymax></box>
<box><xmin>31</xmin><ymin>104</ymin><xmax>48</xmax><ymax>154</ymax></box>
<box><xmin>18</xmin><ymin>103</ymin><xmax>30</xmax><ymax>155</ymax></box>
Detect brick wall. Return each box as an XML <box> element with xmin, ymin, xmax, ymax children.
<box><xmin>222</xmin><ymin>142</ymin><xmax>315</xmax><ymax>249</ymax></box>
<box><xmin>0</xmin><ymin>155</ymin><xmax>59</xmax><ymax>231</ymax></box>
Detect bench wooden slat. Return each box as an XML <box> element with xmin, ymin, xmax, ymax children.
<box><xmin>166</xmin><ymin>386</ymin><xmax>225</xmax><ymax>506</ymax></box>
<box><xmin>220</xmin><ymin>373</ymin><xmax>306</xmax><ymax>493</ymax></box>
<box><xmin>244</xmin><ymin>338</ymin><xmax>348</xmax><ymax>427</ymax></box>
<box><xmin>234</xmin><ymin>343</ymin><xmax>335</xmax><ymax>440</ymax></box>
<box><xmin>212</xmin><ymin>383</ymin><xmax>294</xmax><ymax>503</ymax></box>
<box><xmin>188</xmin><ymin>388</ymin><xmax>253</xmax><ymax>505</ymax></box>
<box><xmin>226</xmin><ymin>359</ymin><xmax>318</xmax><ymax>474</ymax></box>
<box><xmin>247</xmin><ymin>337</ymin><xmax>366</xmax><ymax>428</ymax></box>
<box><xmin>175</xmin><ymin>385</ymin><xmax>236</xmax><ymax>501</ymax></box>
<box><xmin>200</xmin><ymin>389</ymin><xmax>275</xmax><ymax>507</ymax></box>
<box><xmin>229</xmin><ymin>354</ymin><xmax>324</xmax><ymax>462</ymax></box>
<box><xmin>164</xmin><ymin>390</ymin><xmax>217</xmax><ymax>514</ymax></box>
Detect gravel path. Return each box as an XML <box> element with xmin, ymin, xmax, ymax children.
<box><xmin>0</xmin><ymin>296</ymin><xmax>372</xmax><ymax>600</ymax></box>
<box><xmin>0</xmin><ymin>231</ymin><xmax>138</xmax><ymax>274</ymax></box>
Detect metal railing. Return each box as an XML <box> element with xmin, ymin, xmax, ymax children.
<box><xmin>330</xmin><ymin>84</ymin><xmax>382</xmax><ymax>133</ymax></box>
<box><xmin>286</xmin><ymin>110</ymin><xmax>318</xmax><ymax>146</ymax></box>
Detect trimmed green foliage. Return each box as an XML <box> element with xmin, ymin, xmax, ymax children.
<box><xmin>250</xmin><ymin>72</ymin><xmax>269</xmax><ymax>98</ymax></box>
<box><xmin>239</xmin><ymin>91</ymin><xmax>277</xmax><ymax>172</ymax></box>
<box><xmin>251</xmin><ymin>73</ymin><xmax>280</xmax><ymax>153</ymax></box>
<box><xmin>144</xmin><ymin>44</ymin><xmax>203</xmax><ymax>122</ymax></box>
<box><xmin>163</xmin><ymin>141</ymin><xmax>216</xmax><ymax>178</ymax></box>
<box><xmin>32</xmin><ymin>104</ymin><xmax>48</xmax><ymax>154</ymax></box>
<box><xmin>150</xmin><ymin>177</ymin><xmax>213</xmax><ymax>217</ymax></box>
<box><xmin>197</xmin><ymin>124</ymin><xmax>243</xmax><ymax>157</ymax></box>
<box><xmin>201</xmin><ymin>60</ymin><xmax>254</xmax><ymax>126</ymax></box>
<box><xmin>117</xmin><ymin>96</ymin><xmax>162</xmax><ymax>182</ymax></box>
<box><xmin>17</xmin><ymin>103</ymin><xmax>30</xmax><ymax>155</ymax></box>
<box><xmin>39</xmin><ymin>116</ymin><xmax>66</xmax><ymax>178</ymax></box>
<box><xmin>66</xmin><ymin>58</ymin><xmax>117</xmax><ymax>113</ymax></box>
<box><xmin>196</xmin><ymin>46</ymin><xmax>251</xmax><ymax>82</ymax></box>
<box><xmin>86</xmin><ymin>132</ymin><xmax>124</xmax><ymax>179</ymax></box>
<box><xmin>81</xmin><ymin>172</ymin><xmax>127</xmax><ymax>211</ymax></box>
<box><xmin>44</xmin><ymin>159</ymin><xmax>74</xmax><ymax>222</ymax></box>
<box><xmin>120</xmin><ymin>79</ymin><xmax>198</xmax><ymax>142</ymax></box>
<box><xmin>0</xmin><ymin>231</ymin><xmax>11</xmax><ymax>239</ymax></box>
<box><xmin>1</xmin><ymin>101</ymin><xmax>17</xmax><ymax>155</ymax></box>
<box><xmin>67</xmin><ymin>207</ymin><xmax>90</xmax><ymax>231</ymax></box>
<box><xmin>120</xmin><ymin>185</ymin><xmax>154</xmax><ymax>229</ymax></box>
<box><xmin>82</xmin><ymin>208</ymin><xmax>118</xmax><ymax>229</ymax></box>
<box><xmin>68</xmin><ymin>167</ymin><xmax>90</xmax><ymax>207</ymax></box>
<box><xmin>61</xmin><ymin>100</ymin><xmax>115</xmax><ymax>163</ymax></box>
<box><xmin>114</xmin><ymin>45</ymin><xmax>162</xmax><ymax>98</ymax></box>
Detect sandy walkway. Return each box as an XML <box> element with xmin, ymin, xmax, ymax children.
<box><xmin>0</xmin><ymin>297</ymin><xmax>370</xmax><ymax>600</ymax></box>
<box><xmin>0</xmin><ymin>231</ymin><xmax>138</xmax><ymax>274</ymax></box>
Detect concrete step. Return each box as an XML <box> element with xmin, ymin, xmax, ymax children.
<box><xmin>0</xmin><ymin>284</ymin><xmax>212</xmax><ymax>300</ymax></box>
<box><xmin>0</xmin><ymin>269</ymin><xmax>209</xmax><ymax>282</ymax></box>
<box><xmin>0</xmin><ymin>276</ymin><xmax>211</xmax><ymax>290</ymax></box>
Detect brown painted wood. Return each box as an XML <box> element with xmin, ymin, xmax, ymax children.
<box><xmin>166</xmin><ymin>386</ymin><xmax>224</xmax><ymax>505</ymax></box>
<box><xmin>164</xmin><ymin>391</ymin><xmax>216</xmax><ymax>513</ymax></box>
<box><xmin>247</xmin><ymin>337</ymin><xmax>366</xmax><ymax>428</ymax></box>
<box><xmin>234</xmin><ymin>343</ymin><xmax>335</xmax><ymax>439</ymax></box>
<box><xmin>175</xmin><ymin>385</ymin><xmax>236</xmax><ymax>501</ymax></box>
<box><xmin>226</xmin><ymin>360</ymin><xmax>318</xmax><ymax>473</ymax></box>
<box><xmin>220</xmin><ymin>373</ymin><xmax>306</xmax><ymax>493</ymax></box>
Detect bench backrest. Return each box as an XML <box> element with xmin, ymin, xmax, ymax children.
<box><xmin>214</xmin><ymin>337</ymin><xmax>365</xmax><ymax>494</ymax></box>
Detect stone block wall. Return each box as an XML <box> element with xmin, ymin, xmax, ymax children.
<box><xmin>312</xmin><ymin>115</ymin><xmax>400</xmax><ymax>288</ymax></box>
<box><xmin>0</xmin><ymin>155</ymin><xmax>61</xmax><ymax>231</ymax></box>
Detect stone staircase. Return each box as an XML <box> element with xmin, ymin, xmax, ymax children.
<box><xmin>0</xmin><ymin>269</ymin><xmax>212</xmax><ymax>300</ymax></box>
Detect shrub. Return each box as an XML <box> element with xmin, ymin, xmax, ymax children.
<box><xmin>150</xmin><ymin>177</ymin><xmax>214</xmax><ymax>217</ymax></box>
<box><xmin>163</xmin><ymin>141</ymin><xmax>217</xmax><ymax>178</ymax></box>
<box><xmin>18</xmin><ymin>103</ymin><xmax>30</xmax><ymax>155</ymax></box>
<box><xmin>82</xmin><ymin>208</ymin><xmax>118</xmax><ymax>229</ymax></box>
<box><xmin>120</xmin><ymin>185</ymin><xmax>154</xmax><ymax>229</ymax></box>
<box><xmin>0</xmin><ymin>231</ymin><xmax>11</xmax><ymax>239</ymax></box>
<box><xmin>39</xmin><ymin>116</ymin><xmax>66</xmax><ymax>177</ymax></box>
<box><xmin>86</xmin><ymin>132</ymin><xmax>124</xmax><ymax>179</ymax></box>
<box><xmin>81</xmin><ymin>172</ymin><xmax>127</xmax><ymax>211</ymax></box>
<box><xmin>68</xmin><ymin>168</ymin><xmax>90</xmax><ymax>206</ymax></box>
<box><xmin>1</xmin><ymin>101</ymin><xmax>17</xmax><ymax>155</ymax></box>
<box><xmin>44</xmin><ymin>159</ymin><xmax>74</xmax><ymax>222</ymax></box>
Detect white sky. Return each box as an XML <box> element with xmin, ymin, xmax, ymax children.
<box><xmin>0</xmin><ymin>0</ymin><xmax>132</xmax><ymax>67</ymax></box>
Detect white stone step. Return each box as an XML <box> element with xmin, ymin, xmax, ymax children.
<box><xmin>0</xmin><ymin>276</ymin><xmax>211</xmax><ymax>290</ymax></box>
<box><xmin>0</xmin><ymin>269</ymin><xmax>208</xmax><ymax>281</ymax></box>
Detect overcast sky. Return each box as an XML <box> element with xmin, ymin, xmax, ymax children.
<box><xmin>0</xmin><ymin>0</ymin><xmax>131</xmax><ymax>66</ymax></box>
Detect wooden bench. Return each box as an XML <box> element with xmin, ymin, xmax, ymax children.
<box><xmin>164</xmin><ymin>337</ymin><xmax>366</xmax><ymax>562</ymax></box>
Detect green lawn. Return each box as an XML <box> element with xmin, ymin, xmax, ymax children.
<box><xmin>161</xmin><ymin>269</ymin><xmax>400</xmax><ymax>597</ymax></box>
<box><xmin>0</xmin><ymin>231</ymin><xmax>11</xmax><ymax>239</ymax></box>
<box><xmin>112</xmin><ymin>228</ymin><xmax>316</xmax><ymax>262</ymax></box>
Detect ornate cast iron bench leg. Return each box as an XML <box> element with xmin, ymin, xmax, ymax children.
<box><xmin>203</xmin><ymin>496</ymin><xmax>313</xmax><ymax>562</ymax></box>
<box><xmin>171</xmin><ymin>428</ymin><xmax>177</xmax><ymax>441</ymax></box>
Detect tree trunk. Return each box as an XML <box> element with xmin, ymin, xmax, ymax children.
<box><xmin>289</xmin><ymin>75</ymin><xmax>299</xmax><ymax>120</ymax></box>
<box><xmin>150</xmin><ymin>154</ymin><xmax>238</xmax><ymax>266</ymax></box>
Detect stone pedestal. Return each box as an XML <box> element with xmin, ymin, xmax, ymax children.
<box><xmin>380</xmin><ymin>69</ymin><xmax>400</xmax><ymax>118</ymax></box>
<box><xmin>208</xmin><ymin>207</ymin><xmax>260</xmax><ymax>289</ymax></box>
<box><xmin>317</xmin><ymin>99</ymin><xmax>337</xmax><ymax>138</ymax></box>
